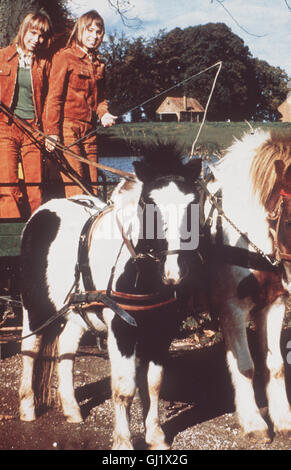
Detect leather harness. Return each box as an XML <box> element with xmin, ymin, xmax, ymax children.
<box><xmin>70</xmin><ymin>177</ymin><xmax>291</xmax><ymax>331</ymax></box>
<box><xmin>68</xmin><ymin>199</ymin><xmax>177</xmax><ymax>329</ymax></box>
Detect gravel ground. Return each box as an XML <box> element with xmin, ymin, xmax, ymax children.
<box><xmin>1</xmin><ymin>331</ymin><xmax>291</xmax><ymax>451</ymax></box>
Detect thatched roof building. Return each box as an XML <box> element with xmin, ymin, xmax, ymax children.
<box><xmin>156</xmin><ymin>95</ymin><xmax>204</xmax><ymax>122</ymax></box>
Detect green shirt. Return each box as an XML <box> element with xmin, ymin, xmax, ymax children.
<box><xmin>13</xmin><ymin>67</ymin><xmax>35</xmax><ymax>120</ymax></box>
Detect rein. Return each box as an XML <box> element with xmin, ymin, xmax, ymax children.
<box><xmin>0</xmin><ymin>60</ymin><xmax>223</xmax><ymax>185</ymax></box>
<box><xmin>0</xmin><ymin>101</ymin><xmax>136</xmax><ymax>183</ymax></box>
<box><xmin>199</xmin><ymin>179</ymin><xmax>282</xmax><ymax>270</ymax></box>
<box><xmin>66</xmin><ymin>61</ymin><xmax>223</xmax><ymax>154</ymax></box>
<box><xmin>115</xmin><ymin>210</ymin><xmax>185</xmax><ymax>264</ymax></box>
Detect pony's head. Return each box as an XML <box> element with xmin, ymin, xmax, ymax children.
<box><xmin>133</xmin><ymin>141</ymin><xmax>201</xmax><ymax>286</ymax></box>
<box><xmin>251</xmin><ymin>133</ymin><xmax>291</xmax><ymax>212</ymax></box>
<box><xmin>250</xmin><ymin>133</ymin><xmax>291</xmax><ymax>277</ymax></box>
<box><xmin>269</xmin><ymin>157</ymin><xmax>291</xmax><ymax>274</ymax></box>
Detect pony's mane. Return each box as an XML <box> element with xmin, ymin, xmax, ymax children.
<box><xmin>111</xmin><ymin>141</ymin><xmax>186</xmax><ymax>209</ymax></box>
<box><xmin>213</xmin><ymin>130</ymin><xmax>291</xmax><ymax>212</ymax></box>
<box><xmin>250</xmin><ymin>132</ymin><xmax>291</xmax><ymax>210</ymax></box>
<box><xmin>138</xmin><ymin>140</ymin><xmax>186</xmax><ymax>176</ymax></box>
<box><xmin>110</xmin><ymin>178</ymin><xmax>142</xmax><ymax>210</ymax></box>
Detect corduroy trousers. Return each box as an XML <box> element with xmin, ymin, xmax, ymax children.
<box><xmin>0</xmin><ymin>119</ymin><xmax>43</xmax><ymax>218</ymax></box>
<box><xmin>61</xmin><ymin>119</ymin><xmax>98</xmax><ymax>198</ymax></box>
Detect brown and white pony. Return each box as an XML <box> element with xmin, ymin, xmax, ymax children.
<box><xmin>202</xmin><ymin>130</ymin><xmax>291</xmax><ymax>441</ymax></box>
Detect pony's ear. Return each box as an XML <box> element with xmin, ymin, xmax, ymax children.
<box><xmin>184</xmin><ymin>158</ymin><xmax>202</xmax><ymax>180</ymax></box>
<box><xmin>133</xmin><ymin>161</ymin><xmax>150</xmax><ymax>182</ymax></box>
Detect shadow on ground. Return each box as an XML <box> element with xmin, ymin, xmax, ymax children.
<box><xmin>75</xmin><ymin>327</ymin><xmax>291</xmax><ymax>449</ymax></box>
<box><xmin>1</xmin><ymin>328</ymin><xmax>291</xmax><ymax>450</ymax></box>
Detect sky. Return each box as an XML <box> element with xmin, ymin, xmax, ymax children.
<box><xmin>68</xmin><ymin>0</ymin><xmax>291</xmax><ymax>78</ymax></box>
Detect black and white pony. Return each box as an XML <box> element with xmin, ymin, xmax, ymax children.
<box><xmin>201</xmin><ymin>130</ymin><xmax>291</xmax><ymax>441</ymax></box>
<box><xmin>19</xmin><ymin>143</ymin><xmax>201</xmax><ymax>450</ymax></box>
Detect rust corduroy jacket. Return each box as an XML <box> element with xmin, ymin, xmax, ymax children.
<box><xmin>44</xmin><ymin>45</ymin><xmax>109</xmax><ymax>136</ymax></box>
<box><xmin>0</xmin><ymin>44</ymin><xmax>50</xmax><ymax>127</ymax></box>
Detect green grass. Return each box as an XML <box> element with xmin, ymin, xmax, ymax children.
<box><xmin>98</xmin><ymin>121</ymin><xmax>291</xmax><ymax>156</ymax></box>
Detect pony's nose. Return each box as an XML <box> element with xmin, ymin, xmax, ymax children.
<box><xmin>162</xmin><ymin>270</ymin><xmax>181</xmax><ymax>285</ymax></box>
<box><xmin>162</xmin><ymin>255</ymin><xmax>182</xmax><ymax>285</ymax></box>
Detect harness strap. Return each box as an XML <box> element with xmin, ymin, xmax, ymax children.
<box><xmin>69</xmin><ymin>290</ymin><xmax>176</xmax><ymax>315</ymax></box>
<box><xmin>74</xmin><ymin>204</ymin><xmax>178</xmax><ymax>327</ymax></box>
<box><xmin>77</xmin><ymin>213</ymin><xmax>100</xmax><ymax>291</ymax></box>
<box><xmin>70</xmin><ymin>291</ymin><xmax>137</xmax><ymax>327</ymax></box>
<box><xmin>115</xmin><ymin>210</ymin><xmax>137</xmax><ymax>259</ymax></box>
<box><xmin>73</xmin><ymin>201</ymin><xmax>114</xmax><ymax>292</ymax></box>
<box><xmin>199</xmin><ymin>179</ymin><xmax>281</xmax><ymax>269</ymax></box>
<box><xmin>205</xmin><ymin>244</ymin><xmax>280</xmax><ymax>272</ymax></box>
<box><xmin>74</xmin><ymin>206</ymin><xmax>142</xmax><ymax>327</ymax></box>
<box><xmin>3</xmin><ymin>301</ymin><xmax>72</xmax><ymax>344</ymax></box>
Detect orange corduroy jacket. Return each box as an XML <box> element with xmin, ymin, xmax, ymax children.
<box><xmin>43</xmin><ymin>45</ymin><xmax>109</xmax><ymax>136</ymax></box>
<box><xmin>0</xmin><ymin>44</ymin><xmax>50</xmax><ymax>127</ymax></box>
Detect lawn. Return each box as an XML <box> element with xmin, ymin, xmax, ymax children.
<box><xmin>98</xmin><ymin>121</ymin><xmax>291</xmax><ymax>156</ymax></box>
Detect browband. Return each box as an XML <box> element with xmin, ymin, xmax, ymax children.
<box><xmin>280</xmin><ymin>189</ymin><xmax>291</xmax><ymax>198</ymax></box>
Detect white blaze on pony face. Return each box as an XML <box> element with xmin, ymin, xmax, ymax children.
<box><xmin>150</xmin><ymin>182</ymin><xmax>195</xmax><ymax>285</ymax></box>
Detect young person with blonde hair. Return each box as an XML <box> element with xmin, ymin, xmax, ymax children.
<box><xmin>0</xmin><ymin>10</ymin><xmax>53</xmax><ymax>218</ymax></box>
<box><xmin>44</xmin><ymin>10</ymin><xmax>116</xmax><ymax>197</ymax></box>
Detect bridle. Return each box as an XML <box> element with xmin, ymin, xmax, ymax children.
<box><xmin>199</xmin><ymin>179</ymin><xmax>281</xmax><ymax>269</ymax></box>
<box><xmin>268</xmin><ymin>189</ymin><xmax>291</xmax><ymax>263</ymax></box>
<box><xmin>200</xmin><ymin>179</ymin><xmax>291</xmax><ymax>270</ymax></box>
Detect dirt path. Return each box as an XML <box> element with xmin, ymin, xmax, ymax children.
<box><xmin>1</xmin><ymin>332</ymin><xmax>291</xmax><ymax>451</ymax></box>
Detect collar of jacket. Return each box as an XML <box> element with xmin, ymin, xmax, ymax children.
<box><xmin>7</xmin><ymin>43</ymin><xmax>40</xmax><ymax>65</ymax></box>
<box><xmin>70</xmin><ymin>43</ymin><xmax>103</xmax><ymax>64</ymax></box>
<box><xmin>16</xmin><ymin>45</ymin><xmax>33</xmax><ymax>68</ymax></box>
<box><xmin>7</xmin><ymin>44</ymin><xmax>18</xmax><ymax>62</ymax></box>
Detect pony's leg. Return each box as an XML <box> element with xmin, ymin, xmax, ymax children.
<box><xmin>145</xmin><ymin>361</ymin><xmax>169</xmax><ymax>450</ymax></box>
<box><xmin>260</xmin><ymin>297</ymin><xmax>291</xmax><ymax>435</ymax></box>
<box><xmin>19</xmin><ymin>308</ymin><xmax>41</xmax><ymax>421</ymax></box>
<box><xmin>104</xmin><ymin>308</ymin><xmax>136</xmax><ymax>450</ymax></box>
<box><xmin>220</xmin><ymin>307</ymin><xmax>270</xmax><ymax>441</ymax></box>
<box><xmin>57</xmin><ymin>312</ymin><xmax>86</xmax><ymax>423</ymax></box>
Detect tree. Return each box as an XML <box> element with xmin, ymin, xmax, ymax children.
<box><xmin>252</xmin><ymin>59</ymin><xmax>288</xmax><ymax>121</ymax></box>
<box><xmin>128</xmin><ymin>22</ymin><xmax>288</xmax><ymax>122</ymax></box>
<box><xmin>101</xmin><ymin>33</ymin><xmax>154</xmax><ymax>120</ymax></box>
<box><xmin>107</xmin><ymin>0</ymin><xmax>140</xmax><ymax>27</ymax></box>
<box><xmin>102</xmin><ymin>23</ymin><xmax>262</xmax><ymax>121</ymax></box>
<box><xmin>2</xmin><ymin>2</ymin><xmax>286</xmax><ymax>122</ymax></box>
<box><xmin>149</xmin><ymin>23</ymin><xmax>258</xmax><ymax>121</ymax></box>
